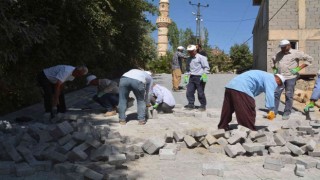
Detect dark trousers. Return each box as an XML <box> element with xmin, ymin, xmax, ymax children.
<box><xmin>150</xmin><ymin>96</ymin><xmax>174</xmax><ymax>113</ymax></box>
<box><xmin>37</xmin><ymin>71</ymin><xmax>66</xmax><ymax>114</ymax></box>
<box><xmin>218</xmin><ymin>88</ymin><xmax>256</xmax><ymax>131</ymax></box>
<box><xmin>186</xmin><ymin>75</ymin><xmax>206</xmax><ymax>107</ymax></box>
<box><xmin>93</xmin><ymin>93</ymin><xmax>119</xmax><ymax>112</ymax></box>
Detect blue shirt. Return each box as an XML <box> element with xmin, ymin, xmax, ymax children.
<box><xmin>186</xmin><ymin>53</ymin><xmax>210</xmax><ymax>75</ymax></box>
<box><xmin>226</xmin><ymin>70</ymin><xmax>278</xmax><ymax>109</ymax></box>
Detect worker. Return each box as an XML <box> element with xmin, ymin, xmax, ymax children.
<box><xmin>172</xmin><ymin>46</ymin><xmax>188</xmax><ymax>91</ymax></box>
<box><xmin>118</xmin><ymin>69</ymin><xmax>153</xmax><ymax>125</ymax></box>
<box><xmin>270</xmin><ymin>39</ymin><xmax>313</xmax><ymax>120</ymax></box>
<box><xmin>37</xmin><ymin>65</ymin><xmax>88</xmax><ymax>119</ymax></box>
<box><xmin>86</xmin><ymin>75</ymin><xmax>119</xmax><ymax>117</ymax></box>
<box><xmin>218</xmin><ymin>70</ymin><xmax>285</xmax><ymax>131</ymax></box>
<box><xmin>150</xmin><ymin>83</ymin><xmax>175</xmax><ymax>113</ymax></box>
<box><xmin>196</xmin><ymin>44</ymin><xmax>208</xmax><ymax>57</ymax></box>
<box><xmin>304</xmin><ymin>71</ymin><xmax>320</xmax><ymax>112</ymax></box>
<box><xmin>184</xmin><ymin>44</ymin><xmax>210</xmax><ymax>111</ymax></box>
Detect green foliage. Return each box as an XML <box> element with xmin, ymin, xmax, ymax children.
<box><xmin>229</xmin><ymin>43</ymin><xmax>253</xmax><ymax>72</ymax></box>
<box><xmin>209</xmin><ymin>49</ymin><xmax>233</xmax><ymax>73</ymax></box>
<box><xmin>146</xmin><ymin>52</ymin><xmax>173</xmax><ymax>74</ymax></box>
<box><xmin>0</xmin><ymin>0</ymin><xmax>157</xmax><ymax>115</ymax></box>
<box><xmin>168</xmin><ymin>22</ymin><xmax>179</xmax><ymax>51</ymax></box>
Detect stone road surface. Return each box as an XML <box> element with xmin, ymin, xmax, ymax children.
<box><xmin>1</xmin><ymin>73</ymin><xmax>320</xmax><ymax>179</ymax></box>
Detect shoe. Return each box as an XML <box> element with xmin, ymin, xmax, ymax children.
<box><xmin>172</xmin><ymin>88</ymin><xmax>181</xmax><ymax>92</ymax></box>
<box><xmin>282</xmin><ymin>115</ymin><xmax>290</xmax><ymax>120</ymax></box>
<box><xmin>119</xmin><ymin>119</ymin><xmax>126</xmax><ymax>125</ymax></box>
<box><xmin>198</xmin><ymin>106</ymin><xmax>206</xmax><ymax>111</ymax></box>
<box><xmin>184</xmin><ymin>104</ymin><xmax>195</xmax><ymax>110</ymax></box>
<box><xmin>105</xmin><ymin>110</ymin><xmax>117</xmax><ymax>117</ymax></box>
<box><xmin>138</xmin><ymin>121</ymin><xmax>146</xmax><ymax>125</ymax></box>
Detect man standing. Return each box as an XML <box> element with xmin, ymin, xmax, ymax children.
<box><xmin>270</xmin><ymin>39</ymin><xmax>313</xmax><ymax>120</ymax></box>
<box><xmin>118</xmin><ymin>69</ymin><xmax>153</xmax><ymax>125</ymax></box>
<box><xmin>86</xmin><ymin>75</ymin><xmax>119</xmax><ymax>117</ymax></box>
<box><xmin>150</xmin><ymin>83</ymin><xmax>175</xmax><ymax>113</ymax></box>
<box><xmin>184</xmin><ymin>44</ymin><xmax>210</xmax><ymax>111</ymax></box>
<box><xmin>37</xmin><ymin>65</ymin><xmax>88</xmax><ymax>119</ymax></box>
<box><xmin>218</xmin><ymin>70</ymin><xmax>285</xmax><ymax>131</ymax></box>
<box><xmin>196</xmin><ymin>44</ymin><xmax>208</xmax><ymax>57</ymax></box>
<box><xmin>172</xmin><ymin>46</ymin><xmax>188</xmax><ymax>91</ymax></box>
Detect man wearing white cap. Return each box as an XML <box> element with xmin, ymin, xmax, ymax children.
<box><xmin>86</xmin><ymin>75</ymin><xmax>119</xmax><ymax>116</ymax></box>
<box><xmin>171</xmin><ymin>46</ymin><xmax>188</xmax><ymax>91</ymax></box>
<box><xmin>184</xmin><ymin>44</ymin><xmax>210</xmax><ymax>111</ymax></box>
<box><xmin>218</xmin><ymin>70</ymin><xmax>285</xmax><ymax>131</ymax></box>
<box><xmin>270</xmin><ymin>39</ymin><xmax>313</xmax><ymax>120</ymax></box>
<box><xmin>118</xmin><ymin>69</ymin><xmax>153</xmax><ymax>125</ymax></box>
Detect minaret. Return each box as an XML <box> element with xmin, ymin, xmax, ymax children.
<box><xmin>156</xmin><ymin>0</ymin><xmax>171</xmax><ymax>56</ymax></box>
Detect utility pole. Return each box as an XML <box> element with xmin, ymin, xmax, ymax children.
<box><xmin>189</xmin><ymin>1</ymin><xmax>209</xmax><ymax>45</ymax></box>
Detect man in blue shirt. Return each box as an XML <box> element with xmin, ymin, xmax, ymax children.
<box><xmin>184</xmin><ymin>45</ymin><xmax>210</xmax><ymax>111</ymax></box>
<box><xmin>218</xmin><ymin>70</ymin><xmax>285</xmax><ymax>131</ymax></box>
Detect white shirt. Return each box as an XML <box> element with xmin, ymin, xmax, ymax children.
<box><xmin>43</xmin><ymin>65</ymin><xmax>75</xmax><ymax>83</ymax></box>
<box><xmin>151</xmin><ymin>84</ymin><xmax>175</xmax><ymax>107</ymax></box>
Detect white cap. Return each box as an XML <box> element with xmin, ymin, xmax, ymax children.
<box><xmin>177</xmin><ymin>46</ymin><xmax>184</xmax><ymax>50</ymax></box>
<box><xmin>275</xmin><ymin>74</ymin><xmax>285</xmax><ymax>84</ymax></box>
<box><xmin>145</xmin><ymin>71</ymin><xmax>152</xmax><ymax>76</ymax></box>
<box><xmin>279</xmin><ymin>39</ymin><xmax>290</xmax><ymax>47</ymax></box>
<box><xmin>187</xmin><ymin>45</ymin><xmax>196</xmax><ymax>51</ymax></box>
<box><xmin>86</xmin><ymin>75</ymin><xmax>97</xmax><ymax>85</ymax></box>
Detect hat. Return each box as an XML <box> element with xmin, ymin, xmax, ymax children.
<box><xmin>145</xmin><ymin>71</ymin><xmax>152</xmax><ymax>76</ymax></box>
<box><xmin>279</xmin><ymin>40</ymin><xmax>290</xmax><ymax>47</ymax></box>
<box><xmin>275</xmin><ymin>74</ymin><xmax>285</xmax><ymax>84</ymax></box>
<box><xmin>177</xmin><ymin>46</ymin><xmax>184</xmax><ymax>50</ymax></box>
<box><xmin>86</xmin><ymin>75</ymin><xmax>97</xmax><ymax>85</ymax></box>
<box><xmin>187</xmin><ymin>45</ymin><xmax>196</xmax><ymax>51</ymax></box>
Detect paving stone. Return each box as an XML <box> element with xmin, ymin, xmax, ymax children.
<box><xmin>280</xmin><ymin>154</ymin><xmax>297</xmax><ymax>164</ymax></box>
<box><xmin>108</xmin><ymin>154</ymin><xmax>127</xmax><ymax>165</ymax></box>
<box><xmin>165</xmin><ymin>131</ymin><xmax>173</xmax><ymax>143</ymax></box>
<box><xmin>142</xmin><ymin>136</ymin><xmax>166</xmax><ymax>154</ymax></box>
<box><xmin>202</xmin><ymin>163</ymin><xmax>224</xmax><ymax>177</ymax></box>
<box><xmin>295</xmin><ymin>164</ymin><xmax>305</xmax><ymax>177</ymax></box>
<box><xmin>108</xmin><ymin>170</ymin><xmax>127</xmax><ymax>180</ymax></box>
<box><xmin>263</xmin><ymin>156</ymin><xmax>283</xmax><ymax>171</ymax></box>
<box><xmin>268</xmin><ymin>146</ymin><xmax>291</xmax><ymax>155</ymax></box>
<box><xmin>286</xmin><ymin>142</ymin><xmax>305</xmax><ymax>155</ymax></box>
<box><xmin>16</xmin><ymin>145</ymin><xmax>37</xmax><ymax>164</ymax></box>
<box><xmin>75</xmin><ymin>165</ymin><xmax>104</xmax><ymax>180</ymax></box>
<box><xmin>266</xmin><ymin>125</ymin><xmax>280</xmax><ymax>132</ymax></box>
<box><xmin>273</xmin><ymin>133</ymin><xmax>286</xmax><ymax>146</ymax></box>
<box><xmin>163</xmin><ymin>143</ymin><xmax>181</xmax><ymax>151</ymax></box>
<box><xmin>227</xmin><ymin>134</ymin><xmax>243</xmax><ymax>145</ymax></box>
<box><xmin>72</xmin><ymin>132</ymin><xmax>88</xmax><ymax>141</ymax></box>
<box><xmin>184</xmin><ymin>135</ymin><xmax>197</xmax><ymax>148</ymax></box>
<box><xmin>237</xmin><ymin>125</ymin><xmax>251</xmax><ymax>133</ymax></box>
<box><xmin>317</xmin><ymin>162</ymin><xmax>320</xmax><ymax>169</ymax></box>
<box><xmin>224</xmin><ymin>143</ymin><xmax>246</xmax><ymax>158</ymax></box>
<box><xmin>29</xmin><ymin>161</ymin><xmax>52</xmax><ymax>172</ymax></box>
<box><xmin>208</xmin><ymin>145</ymin><xmax>225</xmax><ymax>154</ymax></box>
<box><xmin>306</xmin><ymin>139</ymin><xmax>316</xmax><ymax>151</ymax></box>
<box><xmin>159</xmin><ymin>149</ymin><xmax>176</xmax><ymax>160</ymax></box>
<box><xmin>61</xmin><ymin>139</ymin><xmax>78</xmax><ymax>152</ymax></box>
<box><xmin>85</xmin><ymin>138</ymin><xmax>102</xmax><ymax>148</ymax></box>
<box><xmin>65</xmin><ymin>172</ymin><xmax>84</xmax><ymax>180</ymax></box>
<box><xmin>224</xmin><ymin>131</ymin><xmax>231</xmax><ymax>139</ymax></box>
<box><xmin>308</xmin><ymin>143</ymin><xmax>320</xmax><ymax>157</ymax></box>
<box><xmin>296</xmin><ymin>157</ymin><xmax>318</xmax><ymax>169</ymax></box>
<box><xmin>15</xmin><ymin>162</ymin><xmax>35</xmax><ymax>177</ymax></box>
<box><xmin>212</xmin><ymin>129</ymin><xmax>225</xmax><ymax>138</ymax></box>
<box><xmin>288</xmin><ymin>136</ymin><xmax>307</xmax><ymax>146</ymax></box>
<box><xmin>45</xmin><ymin>150</ymin><xmax>67</xmax><ymax>163</ymax></box>
<box><xmin>205</xmin><ymin>134</ymin><xmax>217</xmax><ymax>145</ymax></box>
<box><xmin>54</xmin><ymin>162</ymin><xmax>76</xmax><ymax>174</ymax></box>
<box><xmin>2</xmin><ymin>141</ymin><xmax>23</xmax><ymax>162</ymax></box>
<box><xmin>58</xmin><ymin>134</ymin><xmax>72</xmax><ymax>145</ymax></box>
<box><xmin>0</xmin><ymin>161</ymin><xmax>15</xmax><ymax>175</ymax></box>
<box><xmin>200</xmin><ymin>138</ymin><xmax>210</xmax><ymax>149</ymax></box>
<box><xmin>173</xmin><ymin>131</ymin><xmax>184</xmax><ymax>142</ymax></box>
<box><xmin>242</xmin><ymin>143</ymin><xmax>265</xmax><ymax>153</ymax></box>
<box><xmin>69</xmin><ymin>148</ymin><xmax>88</xmax><ymax>161</ymax></box>
<box><xmin>216</xmin><ymin>137</ymin><xmax>228</xmax><ymax>146</ymax></box>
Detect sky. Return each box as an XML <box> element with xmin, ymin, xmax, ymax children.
<box><xmin>146</xmin><ymin>0</ymin><xmax>260</xmax><ymax>54</ymax></box>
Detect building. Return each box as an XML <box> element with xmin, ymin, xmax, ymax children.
<box><xmin>156</xmin><ymin>0</ymin><xmax>172</xmax><ymax>56</ymax></box>
<box><xmin>252</xmin><ymin>0</ymin><xmax>320</xmax><ymax>75</ymax></box>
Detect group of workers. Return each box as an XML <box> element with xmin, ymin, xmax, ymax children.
<box><xmin>37</xmin><ymin>39</ymin><xmax>315</xmax><ymax>131</ymax></box>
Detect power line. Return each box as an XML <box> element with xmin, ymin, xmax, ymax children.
<box><xmin>241</xmin><ymin>0</ymin><xmax>289</xmax><ymax>46</ymax></box>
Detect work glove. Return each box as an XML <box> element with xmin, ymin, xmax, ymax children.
<box><xmin>272</xmin><ymin>67</ymin><xmax>278</xmax><ymax>74</ymax></box>
<box><xmin>200</xmin><ymin>73</ymin><xmax>208</xmax><ymax>82</ymax></box>
<box><xmin>290</xmin><ymin>67</ymin><xmax>302</xmax><ymax>75</ymax></box>
<box><xmin>183</xmin><ymin>74</ymin><xmax>189</xmax><ymax>84</ymax></box>
<box><xmin>304</xmin><ymin>102</ymin><xmax>315</xmax><ymax>112</ymax></box>
<box><xmin>266</xmin><ymin>111</ymin><xmax>275</xmax><ymax>120</ymax></box>
<box><xmin>153</xmin><ymin>103</ymin><xmax>159</xmax><ymax>109</ymax></box>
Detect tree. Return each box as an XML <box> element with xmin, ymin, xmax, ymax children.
<box><xmin>229</xmin><ymin>43</ymin><xmax>253</xmax><ymax>73</ymax></box>
<box><xmin>168</xmin><ymin>21</ymin><xmax>179</xmax><ymax>51</ymax></box>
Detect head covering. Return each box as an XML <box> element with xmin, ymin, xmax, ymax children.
<box><xmin>275</xmin><ymin>74</ymin><xmax>285</xmax><ymax>84</ymax></box>
<box><xmin>145</xmin><ymin>71</ymin><xmax>152</xmax><ymax>76</ymax></box>
<box><xmin>187</xmin><ymin>45</ymin><xmax>196</xmax><ymax>51</ymax></box>
<box><xmin>177</xmin><ymin>46</ymin><xmax>184</xmax><ymax>50</ymax></box>
<box><xmin>279</xmin><ymin>40</ymin><xmax>290</xmax><ymax>47</ymax></box>
<box><xmin>86</xmin><ymin>75</ymin><xmax>97</xmax><ymax>85</ymax></box>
